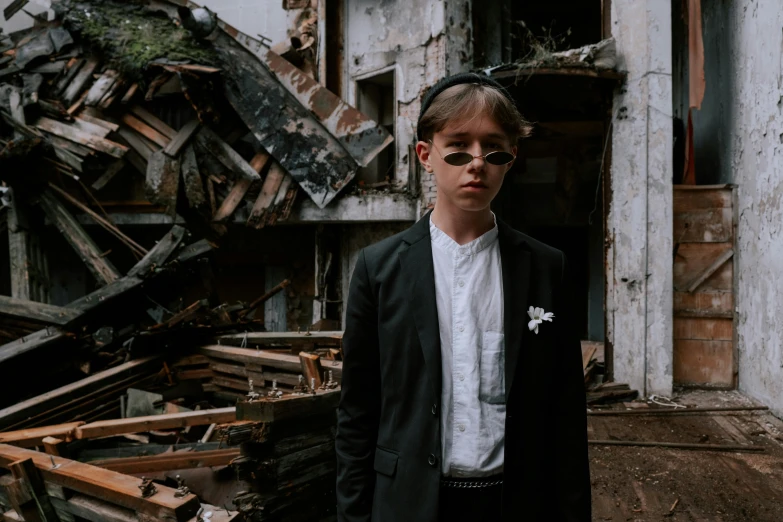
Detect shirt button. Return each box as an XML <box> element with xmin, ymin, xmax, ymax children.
<box><xmin>457</xmin><ymin>373</ymin><xmax>464</xmax><ymax>381</ymax></box>
<box><xmin>458</xmin><ymin>279</ymin><xmax>465</xmax><ymax>287</ymax></box>
<box><xmin>428</xmin><ymin>454</ymin><xmax>438</xmax><ymax>467</ymax></box>
<box><xmin>458</xmin><ymin>325</ymin><xmax>465</xmax><ymax>332</ymax></box>
<box><xmin>458</xmin><ymin>424</ymin><xmax>466</xmax><ymax>432</ymax></box>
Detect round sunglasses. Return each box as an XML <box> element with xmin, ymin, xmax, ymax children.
<box><xmin>429</xmin><ymin>140</ymin><xmax>516</xmax><ymax>166</ymax></box>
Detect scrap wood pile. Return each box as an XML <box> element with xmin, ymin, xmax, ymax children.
<box><xmin>0</xmin><ymin>328</ymin><xmax>344</xmax><ymax>522</ymax></box>
<box><xmin>0</xmin><ymin>0</ymin><xmax>394</xmax><ymax>240</ymax></box>
<box><xmin>581</xmin><ymin>342</ymin><xmax>638</xmax><ymax>406</ymax></box>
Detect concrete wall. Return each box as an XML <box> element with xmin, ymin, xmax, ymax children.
<box><xmin>607</xmin><ymin>0</ymin><xmax>673</xmax><ymax>397</ymax></box>
<box><xmin>684</xmin><ymin>0</ymin><xmax>783</xmax><ymax>414</ymax></box>
<box><xmin>0</xmin><ymin>0</ymin><xmax>51</xmax><ymax>33</ymax></box>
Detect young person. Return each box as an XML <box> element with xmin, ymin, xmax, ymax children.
<box><xmin>336</xmin><ymin>72</ymin><xmax>591</xmax><ymax>522</ymax></box>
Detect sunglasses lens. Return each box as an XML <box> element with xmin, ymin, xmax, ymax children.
<box><xmin>443</xmin><ymin>152</ymin><xmax>475</xmax><ymax>166</ymax></box>
<box><xmin>485</xmin><ymin>152</ymin><xmax>515</xmax><ymax>165</ymax></box>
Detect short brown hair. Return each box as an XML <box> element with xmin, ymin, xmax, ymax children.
<box><xmin>417</xmin><ymin>83</ymin><xmax>532</xmax><ymax>144</ymax></box>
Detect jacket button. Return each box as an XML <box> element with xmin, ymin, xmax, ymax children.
<box><xmin>431</xmin><ymin>404</ymin><xmax>437</xmax><ymax>416</ymax></box>
<box><xmin>428</xmin><ymin>454</ymin><xmax>437</xmax><ymax>467</ymax></box>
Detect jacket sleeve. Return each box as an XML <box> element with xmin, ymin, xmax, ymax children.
<box><xmin>554</xmin><ymin>252</ymin><xmax>593</xmax><ymax>521</ymax></box>
<box><xmin>336</xmin><ymin>249</ymin><xmax>382</xmax><ymax>522</ymax></box>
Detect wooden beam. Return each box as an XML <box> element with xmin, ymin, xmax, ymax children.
<box><xmin>194</xmin><ymin>127</ymin><xmax>261</xmax><ymax>182</ymax></box>
<box><xmin>200</xmin><ymin>344</ymin><xmax>342</xmax><ymax>380</ymax></box>
<box><xmin>0</xmin><ymin>295</ymin><xmax>81</xmax><ymax>326</ymax></box>
<box><xmin>247</xmin><ymin>160</ymin><xmax>284</xmax><ymax>228</ymax></box>
<box><xmin>35</xmin><ymin>117</ymin><xmax>128</xmax><ymax>158</ymax></box>
<box><xmin>0</xmin><ymin>445</ymin><xmax>200</xmax><ymax>521</ymax></box>
<box><xmin>8</xmin><ymin>458</ymin><xmax>61</xmax><ymax>522</ymax></box>
<box><xmin>6</xmin><ymin>188</ymin><xmax>34</xmax><ymax>301</ymax></box>
<box><xmin>121</xmin><ymin>114</ymin><xmax>171</xmax><ymax>148</ymax></box>
<box><xmin>61</xmin><ymin>57</ymin><xmax>99</xmax><ymax>106</ymax></box>
<box><xmin>116</xmin><ymin>127</ymin><xmax>154</xmax><ymax>161</ymax></box>
<box><xmin>0</xmin><ymin>357</ymin><xmax>160</xmax><ymax>429</ymax></box>
<box><xmin>90</xmin><ymin>448</ymin><xmax>240</xmax><ymax>474</ymax></box>
<box><xmin>236</xmin><ymin>389</ymin><xmax>340</xmax><ymax>422</ymax></box>
<box><xmin>213</xmin><ymin>178</ymin><xmax>252</xmax><ymax>222</ymax></box>
<box><xmin>127</xmin><ymin>225</ymin><xmax>186</xmax><ymax>278</ymax></box>
<box><xmin>50</xmin><ymin>495</ymin><xmax>136</xmax><ymax>522</ymax></box>
<box><xmin>129</xmin><ymin>106</ymin><xmax>176</xmax><ymax>140</ymax></box>
<box><xmin>180</xmin><ymin>145</ymin><xmax>207</xmax><ymax>210</ymax></box>
<box><xmin>163</xmin><ymin>119</ymin><xmax>200</xmax><ymax>157</ymax></box>
<box><xmin>75</xmin><ymin>407</ymin><xmax>236</xmax><ymax>440</ymax></box>
<box><xmin>0</xmin><ymin>423</ymin><xmax>83</xmax><ymax>449</ymax></box>
<box><xmin>91</xmin><ymin>159</ymin><xmax>125</xmax><ymax>191</ymax></box>
<box><xmin>41</xmin><ymin>437</ymin><xmax>67</xmax><ymax>457</ymax></box>
<box><xmin>145</xmin><ymin>149</ymin><xmax>180</xmax><ymax>218</ymax></box>
<box><xmin>217</xmin><ymin>331</ymin><xmax>343</xmax><ymax>345</ymax></box>
<box><xmin>300</xmin><ymin>352</ymin><xmax>323</xmax><ymax>389</ymax></box>
<box><xmin>38</xmin><ymin>191</ymin><xmax>120</xmax><ymax>286</ymax></box>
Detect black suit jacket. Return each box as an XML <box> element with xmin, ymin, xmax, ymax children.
<box><xmin>336</xmin><ymin>212</ymin><xmax>591</xmax><ymax>522</ymax></box>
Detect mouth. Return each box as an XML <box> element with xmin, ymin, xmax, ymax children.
<box><xmin>462</xmin><ymin>181</ymin><xmax>488</xmax><ymax>190</ymax></box>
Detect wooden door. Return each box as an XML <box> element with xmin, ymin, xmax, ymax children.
<box><xmin>673</xmin><ymin>185</ymin><xmax>736</xmax><ymax>387</ymax></box>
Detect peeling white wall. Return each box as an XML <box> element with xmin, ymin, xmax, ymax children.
<box><xmin>607</xmin><ymin>0</ymin><xmax>673</xmax><ymax>397</ymax></box>
<box><xmin>0</xmin><ymin>0</ymin><xmax>51</xmax><ymax>34</ymax></box>
<box><xmin>690</xmin><ymin>0</ymin><xmax>783</xmax><ymax>415</ymax></box>
<box><xmin>198</xmin><ymin>0</ymin><xmax>302</xmax><ymax>48</ymax></box>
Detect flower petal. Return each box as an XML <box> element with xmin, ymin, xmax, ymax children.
<box><xmin>528</xmin><ymin>319</ymin><xmax>539</xmax><ymax>331</ymax></box>
<box><xmin>542</xmin><ymin>312</ymin><xmax>554</xmax><ymax>322</ymax></box>
<box><xmin>535</xmin><ymin>307</ymin><xmax>544</xmax><ymax>317</ymax></box>
<box><xmin>527</xmin><ymin>306</ymin><xmax>535</xmax><ymax>320</ymax></box>
<box><xmin>533</xmin><ymin>323</ymin><xmax>539</xmax><ymax>334</ymax></box>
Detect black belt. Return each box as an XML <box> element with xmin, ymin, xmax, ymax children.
<box><xmin>440</xmin><ymin>473</ymin><xmax>503</xmax><ymax>489</ymax></box>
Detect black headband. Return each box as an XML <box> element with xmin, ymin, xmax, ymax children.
<box><xmin>416</xmin><ymin>72</ymin><xmax>516</xmax><ymax>141</ymax></box>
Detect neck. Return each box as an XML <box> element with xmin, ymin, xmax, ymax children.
<box><xmin>430</xmin><ymin>199</ymin><xmax>495</xmax><ymax>245</ymax></box>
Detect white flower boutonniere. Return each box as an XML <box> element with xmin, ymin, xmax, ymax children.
<box><xmin>527</xmin><ymin>306</ymin><xmax>554</xmax><ymax>334</ymax></box>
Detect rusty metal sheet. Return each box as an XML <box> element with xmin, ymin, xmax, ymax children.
<box><xmin>212</xmin><ymin>28</ymin><xmax>358</xmax><ymax>209</ymax></box>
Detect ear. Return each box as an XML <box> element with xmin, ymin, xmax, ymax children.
<box><xmin>415</xmin><ymin>141</ymin><xmax>434</xmax><ymax>173</ymax></box>
<box><xmin>506</xmin><ymin>145</ymin><xmax>519</xmax><ymax>172</ymax></box>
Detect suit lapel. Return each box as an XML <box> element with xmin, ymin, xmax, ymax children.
<box><xmin>399</xmin><ymin>213</ymin><xmax>442</xmax><ymax>399</ymax></box>
<box><xmin>499</xmin><ymin>221</ymin><xmax>531</xmax><ymax>402</ymax></box>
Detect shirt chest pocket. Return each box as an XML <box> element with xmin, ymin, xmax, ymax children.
<box><xmin>479</xmin><ymin>331</ymin><xmax>505</xmax><ymax>404</ymax></box>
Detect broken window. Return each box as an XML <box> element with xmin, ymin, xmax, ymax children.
<box><xmin>355</xmin><ymin>70</ymin><xmax>396</xmax><ymax>185</ymax></box>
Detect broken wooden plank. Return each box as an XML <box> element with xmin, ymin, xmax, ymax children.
<box><xmin>264</xmin><ymin>174</ymin><xmax>294</xmax><ymax>226</ymax></box>
<box><xmin>0</xmin><ymin>329</ymin><xmax>70</xmax><ymax>371</ymax></box>
<box><xmin>0</xmin><ymin>423</ymin><xmax>83</xmax><ymax>449</ymax></box>
<box><xmin>6</xmin><ymin>188</ymin><xmax>34</xmax><ymax>301</ymax></box>
<box><xmin>77</xmin><ymin>113</ymin><xmax>119</xmax><ymax>133</ymax></box>
<box><xmin>194</xmin><ymin>126</ymin><xmax>261</xmax><ymax>182</ymax></box>
<box><xmin>75</xmin><ymin>407</ymin><xmax>236</xmax><ymax>440</ymax></box>
<box><xmin>92</xmin><ymin>448</ymin><xmax>240</xmax><ymax>474</ymax></box>
<box><xmin>299</xmin><ymin>352</ymin><xmax>324</xmax><ymax>389</ymax></box>
<box><xmin>145</xmin><ymin>149</ymin><xmax>180</xmax><ymax>218</ymax></box>
<box><xmin>54</xmin><ymin>58</ymin><xmax>84</xmax><ymax>96</ymax></box>
<box><xmin>116</xmin><ymin>127</ymin><xmax>154</xmax><ymax>161</ymax></box>
<box><xmin>35</xmin><ymin>117</ymin><xmax>127</xmax><ymax>158</ymax></box>
<box><xmin>163</xmin><ymin>119</ymin><xmax>200</xmax><ymax>157</ymax></box>
<box><xmin>215</xmin><ymin>29</ymin><xmax>357</xmax><ymax>208</ymax></box>
<box><xmin>121</xmin><ymin>113</ymin><xmax>171</xmax><ymax>148</ymax></box>
<box><xmin>126</xmin><ymin>225</ymin><xmax>186</xmax><ymax>278</ymax></box>
<box><xmin>28</xmin><ymin>60</ymin><xmax>66</xmax><ymax>75</ymax></box>
<box><xmin>8</xmin><ymin>458</ymin><xmax>61</xmax><ymax>522</ymax></box>
<box><xmin>61</xmin><ymin>57</ymin><xmax>98</xmax><ymax>106</ymax></box>
<box><xmin>21</xmin><ymin>73</ymin><xmax>42</xmax><ymax>107</ymax></box>
<box><xmin>91</xmin><ymin>159</ymin><xmax>125</xmax><ymax>191</ymax></box>
<box><xmin>200</xmin><ymin>344</ymin><xmax>342</xmax><ymax>380</ymax></box>
<box><xmin>120</xmin><ymin>83</ymin><xmax>138</xmax><ymax>104</ymax></box>
<box><xmin>180</xmin><ymin>144</ymin><xmax>207</xmax><ymax>210</ymax></box>
<box><xmin>3</xmin><ymin>0</ymin><xmax>29</xmax><ymax>21</ymax></box>
<box><xmin>236</xmin><ymin>389</ymin><xmax>341</xmax><ymax>422</ymax></box>
<box><xmin>39</xmin><ymin>191</ymin><xmax>120</xmax><ymax>286</ymax></box>
<box><xmin>0</xmin><ymin>445</ymin><xmax>201</xmax><ymax>521</ymax></box>
<box><xmin>71</xmin><ymin>117</ymin><xmax>111</xmax><ymax>138</ymax></box>
<box><xmin>213</xmin><ymin>178</ymin><xmax>252</xmax><ymax>222</ymax></box>
<box><xmin>247</xmin><ymin>160</ymin><xmax>285</xmax><ymax>228</ymax></box>
<box><xmin>0</xmin><ymin>295</ymin><xmax>80</xmax><ymax>326</ymax></box>
<box><xmin>217</xmin><ymin>331</ymin><xmax>343</xmax><ymax>345</ymax></box>
<box><xmin>129</xmin><ymin>106</ymin><xmax>176</xmax><ymax>139</ymax></box>
<box><xmin>41</xmin><ymin>437</ymin><xmax>67</xmax><ymax>457</ymax></box>
<box><xmin>84</xmin><ymin>69</ymin><xmax>118</xmax><ymax>106</ymax></box>
<box><xmin>685</xmin><ymin>249</ymin><xmax>734</xmax><ymax>293</ymax></box>
<box><xmin>50</xmin><ymin>495</ymin><xmax>137</xmax><ymax>522</ymax></box>
<box><xmin>0</xmin><ymin>357</ymin><xmax>160</xmax><ymax>428</ymax></box>
<box><xmin>43</xmin><ymin>133</ymin><xmax>94</xmax><ymax>157</ymax></box>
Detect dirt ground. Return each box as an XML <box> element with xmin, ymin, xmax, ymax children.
<box><xmin>589</xmin><ymin>390</ymin><xmax>783</xmax><ymax>521</ymax></box>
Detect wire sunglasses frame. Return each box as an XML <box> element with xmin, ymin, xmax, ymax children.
<box><xmin>428</xmin><ymin>140</ymin><xmax>516</xmax><ymax>167</ymax></box>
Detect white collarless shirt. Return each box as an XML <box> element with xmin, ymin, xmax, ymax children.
<box><xmin>430</xmin><ymin>216</ymin><xmax>505</xmax><ymax>477</ymax></box>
